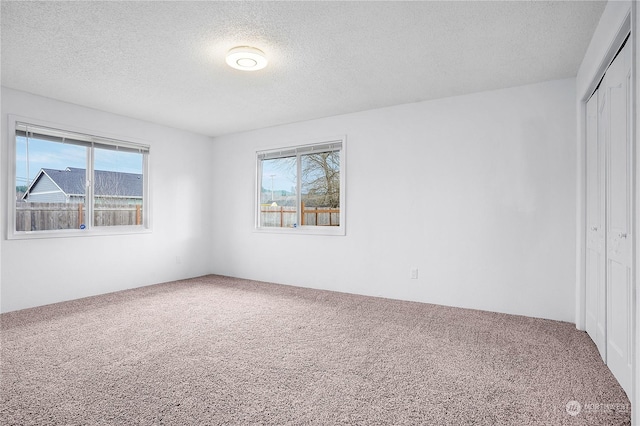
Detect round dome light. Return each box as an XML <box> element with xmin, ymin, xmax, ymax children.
<box><xmin>226</xmin><ymin>46</ymin><xmax>268</xmax><ymax>71</ymax></box>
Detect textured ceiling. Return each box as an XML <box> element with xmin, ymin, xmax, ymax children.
<box><xmin>1</xmin><ymin>1</ymin><xmax>606</xmax><ymax>137</ymax></box>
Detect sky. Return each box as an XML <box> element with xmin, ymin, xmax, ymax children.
<box><xmin>261</xmin><ymin>157</ymin><xmax>296</xmax><ymax>193</ymax></box>
<box><xmin>260</xmin><ymin>153</ymin><xmax>338</xmax><ymax>194</ymax></box>
<box><xmin>16</xmin><ymin>136</ymin><xmax>143</xmax><ymax>187</ymax></box>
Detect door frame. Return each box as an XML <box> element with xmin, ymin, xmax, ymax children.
<box><xmin>576</xmin><ymin>3</ymin><xmax>635</xmax><ymax>420</ymax></box>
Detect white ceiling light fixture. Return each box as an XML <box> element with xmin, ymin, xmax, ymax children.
<box><xmin>226</xmin><ymin>46</ymin><xmax>268</xmax><ymax>71</ymax></box>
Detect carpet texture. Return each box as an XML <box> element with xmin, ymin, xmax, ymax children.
<box><xmin>0</xmin><ymin>275</ymin><xmax>631</xmax><ymax>425</ymax></box>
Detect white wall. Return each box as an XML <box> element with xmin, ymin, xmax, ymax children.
<box><xmin>210</xmin><ymin>78</ymin><xmax>577</xmax><ymax>322</ymax></box>
<box><xmin>1</xmin><ymin>87</ymin><xmax>213</xmax><ymax>312</ymax></box>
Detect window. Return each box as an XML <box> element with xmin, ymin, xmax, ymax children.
<box><xmin>256</xmin><ymin>137</ymin><xmax>345</xmax><ymax>235</ymax></box>
<box><xmin>9</xmin><ymin>117</ymin><xmax>150</xmax><ymax>238</ymax></box>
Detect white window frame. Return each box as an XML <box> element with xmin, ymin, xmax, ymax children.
<box><xmin>255</xmin><ymin>136</ymin><xmax>346</xmax><ymax>236</ymax></box>
<box><xmin>7</xmin><ymin>115</ymin><xmax>151</xmax><ymax>239</ymax></box>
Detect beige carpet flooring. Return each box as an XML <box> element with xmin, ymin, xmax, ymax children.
<box><xmin>0</xmin><ymin>275</ymin><xmax>631</xmax><ymax>425</ymax></box>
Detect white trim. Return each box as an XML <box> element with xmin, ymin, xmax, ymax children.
<box><xmin>15</xmin><ymin>121</ymin><xmax>150</xmax><ymax>153</ymax></box>
<box><xmin>254</xmin><ymin>135</ymin><xmax>346</xmax><ymax>236</ymax></box>
<box><xmin>8</xmin><ymin>225</ymin><xmax>151</xmax><ymax>241</ymax></box>
<box><xmin>7</xmin><ymin>116</ymin><xmax>18</xmax><ymax>239</ymax></box>
<box><xmin>582</xmin><ymin>19</ymin><xmax>632</xmax><ymax>104</ymax></box>
<box><xmin>7</xmin><ymin>114</ymin><xmax>152</xmax><ymax>239</ymax></box>
<box><xmin>576</xmin><ymin>98</ymin><xmax>587</xmax><ymax>331</ymax></box>
<box><xmin>633</xmin><ymin>2</ymin><xmax>639</xmax><ymax>423</ymax></box>
<box><xmin>27</xmin><ymin>190</ymin><xmax>63</xmax><ymax>196</ymax></box>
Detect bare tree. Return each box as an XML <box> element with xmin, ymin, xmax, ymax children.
<box><xmin>301</xmin><ymin>151</ymin><xmax>340</xmax><ymax>208</ymax></box>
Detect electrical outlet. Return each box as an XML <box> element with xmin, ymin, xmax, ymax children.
<box><xmin>410</xmin><ymin>267</ymin><xmax>418</xmax><ymax>279</ymax></box>
<box><xmin>176</xmin><ymin>256</ymin><xmax>182</xmax><ymax>265</ymax></box>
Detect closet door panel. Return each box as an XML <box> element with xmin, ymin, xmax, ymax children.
<box><xmin>605</xmin><ymin>40</ymin><xmax>632</xmax><ymax>397</ymax></box>
<box><xmin>585</xmin><ymin>92</ymin><xmax>606</xmax><ymax>358</ymax></box>
<box><xmin>607</xmin><ymin>262</ymin><xmax>630</xmax><ymax>361</ymax></box>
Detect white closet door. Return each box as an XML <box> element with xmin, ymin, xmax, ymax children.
<box><xmin>585</xmin><ymin>91</ymin><xmax>606</xmax><ymax>360</ymax></box>
<box><xmin>605</xmin><ymin>41</ymin><xmax>632</xmax><ymax>396</ymax></box>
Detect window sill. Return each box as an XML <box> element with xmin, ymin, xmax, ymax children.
<box><xmin>253</xmin><ymin>225</ymin><xmax>345</xmax><ymax>236</ymax></box>
<box><xmin>7</xmin><ymin>226</ymin><xmax>152</xmax><ymax>240</ymax></box>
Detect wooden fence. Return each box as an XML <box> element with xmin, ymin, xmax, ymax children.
<box><xmin>261</xmin><ymin>203</ymin><xmax>339</xmax><ymax>227</ymax></box>
<box><xmin>15</xmin><ymin>202</ymin><xmax>142</xmax><ymax>231</ymax></box>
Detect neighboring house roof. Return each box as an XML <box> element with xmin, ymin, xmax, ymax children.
<box><xmin>23</xmin><ymin>167</ymin><xmax>142</xmax><ymax>200</ymax></box>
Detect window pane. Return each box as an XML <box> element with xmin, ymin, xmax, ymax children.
<box><xmin>301</xmin><ymin>151</ymin><xmax>340</xmax><ymax>226</ymax></box>
<box><xmin>256</xmin><ymin>140</ymin><xmax>344</xmax><ymax>234</ymax></box>
<box><xmin>260</xmin><ymin>156</ymin><xmax>297</xmax><ymax>227</ymax></box>
<box><xmin>93</xmin><ymin>148</ymin><xmax>144</xmax><ymax>227</ymax></box>
<box><xmin>16</xmin><ymin>136</ymin><xmax>87</xmax><ymax>231</ymax></box>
